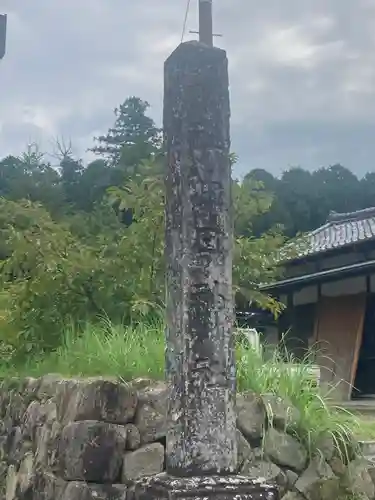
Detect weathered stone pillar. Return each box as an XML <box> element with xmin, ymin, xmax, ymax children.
<box><xmin>135</xmin><ymin>40</ymin><xmax>278</xmax><ymax>500</ymax></box>
<box><xmin>164</xmin><ymin>40</ymin><xmax>236</xmax><ymax>477</ymax></box>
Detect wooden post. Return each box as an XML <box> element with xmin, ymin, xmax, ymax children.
<box><xmin>199</xmin><ymin>0</ymin><xmax>213</xmax><ymax>46</ymax></box>
<box><xmin>0</xmin><ymin>14</ymin><xmax>6</xmax><ymax>60</ymax></box>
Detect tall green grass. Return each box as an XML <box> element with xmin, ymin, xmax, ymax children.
<box><xmin>0</xmin><ymin>320</ymin><xmax>361</xmax><ymax>456</ymax></box>
<box><xmin>237</xmin><ymin>341</ymin><xmax>359</xmax><ymax>456</ymax></box>
<box><xmin>0</xmin><ymin>319</ymin><xmax>165</xmax><ymax>380</ymax></box>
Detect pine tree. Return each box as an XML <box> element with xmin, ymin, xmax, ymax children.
<box><xmin>91</xmin><ymin>97</ymin><xmax>162</xmax><ymax>173</ymax></box>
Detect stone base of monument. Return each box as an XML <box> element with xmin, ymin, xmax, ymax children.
<box><xmin>133</xmin><ymin>473</ymin><xmax>279</xmax><ymax>500</ymax></box>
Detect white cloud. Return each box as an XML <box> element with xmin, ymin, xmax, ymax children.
<box><xmin>1</xmin><ymin>0</ymin><xmax>375</xmax><ymax>176</ymax></box>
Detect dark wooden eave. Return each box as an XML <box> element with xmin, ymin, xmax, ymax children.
<box><xmin>260</xmin><ymin>258</ymin><xmax>375</xmax><ymax>294</ymax></box>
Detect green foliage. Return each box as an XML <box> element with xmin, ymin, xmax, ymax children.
<box><xmin>0</xmin><ymin>95</ymin><xmax>285</xmax><ymax>358</ymax></box>
<box><xmin>107</xmin><ymin>161</ymin><xmax>285</xmax><ymax>317</ymax></box>
<box><xmin>91</xmin><ymin>96</ymin><xmax>162</xmax><ymax>169</ymax></box>
<box><xmin>233</xmin><ymin>235</ymin><xmax>284</xmax><ymax>315</ymax></box>
<box><xmin>236</xmin><ymin>340</ymin><xmax>359</xmax><ymax>458</ymax></box>
<box><xmin>0</xmin><ymin>144</ymin><xmax>63</xmax><ymax>212</ymax></box>
<box><xmin>0</xmin><ymin>320</ymin><xmax>360</xmax><ymax>459</ymax></box>
<box><xmin>0</xmin><ymin>320</ymin><xmax>166</xmax><ymax>381</ymax></box>
<box><xmin>106</xmin><ymin>168</ymin><xmax>166</xmax><ymax>316</ymax></box>
<box><xmin>245</xmin><ymin>164</ymin><xmax>371</xmax><ymax>237</ymax></box>
<box><xmin>0</xmin><ymin>188</ymin><xmax>168</xmax><ymax>356</ymax></box>
<box><xmin>232</xmin><ymin>177</ymin><xmax>273</xmax><ymax>236</ymax></box>
<box><xmin>0</xmin><ymin>199</ymin><xmax>104</xmax><ymax>354</ymax></box>
<box><xmin>0</xmin><ymin>163</ymin><xmax>282</xmax><ymax>355</ymax></box>
<box><xmin>0</xmin><ymin>92</ymin><xmax>372</xmax><ymax>454</ymax></box>
<box><xmin>232</xmin><ymin>177</ymin><xmax>286</xmax><ymax>313</ymax></box>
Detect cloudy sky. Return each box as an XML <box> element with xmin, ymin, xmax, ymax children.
<box><xmin>1</xmin><ymin>0</ymin><xmax>375</xmax><ymax>177</ymax></box>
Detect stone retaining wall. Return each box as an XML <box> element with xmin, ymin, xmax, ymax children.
<box><xmin>0</xmin><ymin>374</ymin><xmax>374</xmax><ymax>500</ymax></box>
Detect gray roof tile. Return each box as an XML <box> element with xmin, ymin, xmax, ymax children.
<box><xmin>295</xmin><ymin>207</ymin><xmax>375</xmax><ymax>258</ymax></box>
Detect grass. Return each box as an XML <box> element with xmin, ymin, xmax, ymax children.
<box><xmin>0</xmin><ymin>319</ymin><xmax>166</xmax><ymax>381</ymax></box>
<box><xmin>237</xmin><ymin>342</ymin><xmax>360</xmax><ymax>456</ymax></box>
<box><xmin>0</xmin><ymin>319</ymin><xmax>365</xmax><ymax>457</ymax></box>
<box><xmin>352</xmin><ymin>416</ymin><xmax>375</xmax><ymax>441</ymax></box>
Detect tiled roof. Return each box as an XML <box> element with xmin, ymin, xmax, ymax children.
<box><xmin>294</xmin><ymin>207</ymin><xmax>375</xmax><ymax>259</ymax></box>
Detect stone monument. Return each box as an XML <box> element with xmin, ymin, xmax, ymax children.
<box><xmin>134</xmin><ymin>6</ymin><xmax>279</xmax><ymax>499</ymax></box>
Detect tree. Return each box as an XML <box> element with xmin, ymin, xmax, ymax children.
<box><xmin>232</xmin><ymin>177</ymin><xmax>285</xmax><ymax>314</ymax></box>
<box><xmin>75</xmin><ymin>159</ymin><xmax>112</xmax><ymax>211</ymax></box>
<box><xmin>0</xmin><ymin>195</ymin><xmax>154</xmax><ymax>356</ymax></box>
<box><xmin>312</xmin><ymin>164</ymin><xmax>361</xmax><ymax>222</ymax></box>
<box><xmin>0</xmin><ymin>198</ymin><xmax>101</xmax><ymax>354</ymax></box>
<box><xmin>91</xmin><ymin>97</ymin><xmax>162</xmax><ymax>172</ymax></box>
<box><xmin>242</xmin><ymin>169</ymin><xmax>289</xmax><ymax>237</ymax></box>
<box><xmin>246</xmin><ymin>164</ymin><xmax>364</xmax><ymax>237</ymax></box>
<box><xmin>232</xmin><ymin>176</ymin><xmax>274</xmax><ymax>237</ymax></box>
<box><xmin>106</xmin><ymin>168</ymin><xmax>165</xmax><ymax>316</ymax></box>
<box><xmin>109</xmin><ymin>165</ymin><xmax>286</xmax><ymax>320</ymax></box>
<box><xmin>360</xmin><ymin>172</ymin><xmax>375</xmax><ymax>210</ymax></box>
<box><xmin>0</xmin><ymin>145</ymin><xmax>62</xmax><ymax>211</ymax></box>
<box><xmin>245</xmin><ymin>168</ymin><xmax>278</xmax><ymax>192</ymax></box>
<box><xmin>0</xmin><ymin>97</ymin><xmax>288</xmax><ymax>359</ymax></box>
<box><xmin>0</xmin><ymin>153</ymin><xmax>169</xmax><ymax>356</ymax></box>
<box><xmin>277</xmin><ymin>167</ymin><xmax>317</xmax><ymax>235</ymax></box>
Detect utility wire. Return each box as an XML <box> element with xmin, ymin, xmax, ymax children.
<box><xmin>180</xmin><ymin>0</ymin><xmax>191</xmax><ymax>43</ymax></box>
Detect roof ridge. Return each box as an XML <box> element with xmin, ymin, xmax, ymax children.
<box><xmin>284</xmin><ymin>206</ymin><xmax>375</xmax><ymax>262</ymax></box>
<box><xmin>327</xmin><ymin>206</ymin><xmax>375</xmax><ymax>224</ymax></box>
